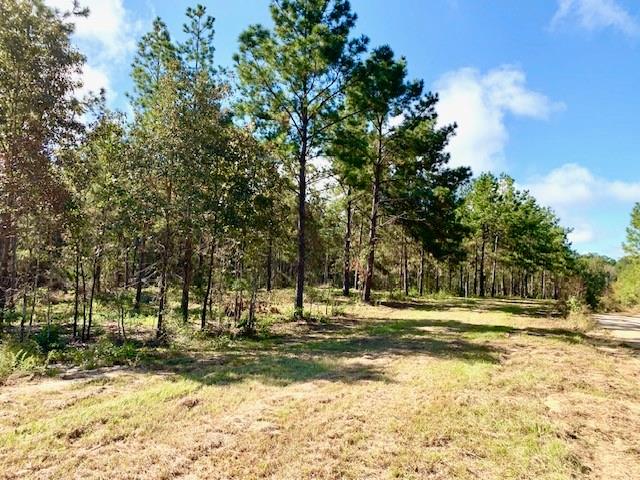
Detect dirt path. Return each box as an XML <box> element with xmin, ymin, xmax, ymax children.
<box><xmin>593</xmin><ymin>313</ymin><xmax>640</xmax><ymax>347</ymax></box>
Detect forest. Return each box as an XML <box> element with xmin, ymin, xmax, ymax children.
<box><xmin>1</xmin><ymin>0</ymin><xmax>628</xmax><ymax>343</ymax></box>
<box><xmin>2</xmin><ymin>1</ymin><xmax>640</xmax><ymax>478</ymax></box>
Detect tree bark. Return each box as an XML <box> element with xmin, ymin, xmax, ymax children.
<box><xmin>201</xmin><ymin>243</ymin><xmax>215</xmax><ymax>330</ymax></box>
<box><xmin>363</xmin><ymin>124</ymin><xmax>384</xmax><ymax>303</ymax></box>
<box><xmin>73</xmin><ymin>246</ymin><xmax>80</xmax><ymax>338</ymax></box>
<box><xmin>490</xmin><ymin>234</ymin><xmax>499</xmax><ymax>297</ymax></box>
<box><xmin>87</xmin><ymin>249</ymin><xmax>99</xmax><ymax>341</ymax></box>
<box><xmin>266</xmin><ymin>234</ymin><xmax>273</xmax><ymax>292</ymax></box>
<box><xmin>355</xmin><ymin>220</ymin><xmax>364</xmax><ymax>291</ymax></box>
<box><xmin>80</xmin><ymin>259</ymin><xmax>87</xmax><ymax>340</ymax></box>
<box><xmin>402</xmin><ymin>238</ymin><xmax>409</xmax><ymax>296</ymax></box>
<box><xmin>419</xmin><ymin>247</ymin><xmax>425</xmax><ymax>296</ymax></box>
<box><xmin>134</xmin><ymin>236</ymin><xmax>145</xmax><ymax>311</ymax></box>
<box><xmin>94</xmin><ymin>255</ymin><xmax>102</xmax><ymax>295</ymax></box>
<box><xmin>479</xmin><ymin>227</ymin><xmax>487</xmax><ymax>297</ymax></box>
<box><xmin>181</xmin><ymin>234</ymin><xmax>194</xmax><ymax>323</ymax></box>
<box><xmin>0</xmin><ymin>214</ymin><xmax>12</xmax><ymax>326</ymax></box>
<box><xmin>294</xmin><ymin>120</ymin><xmax>308</xmax><ymax>316</ymax></box>
<box><xmin>473</xmin><ymin>240</ymin><xmax>479</xmax><ymax>296</ymax></box>
<box><xmin>342</xmin><ymin>190</ymin><xmax>352</xmax><ymax>297</ymax></box>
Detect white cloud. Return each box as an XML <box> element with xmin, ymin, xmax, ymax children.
<box><xmin>523</xmin><ymin>163</ymin><xmax>640</xmax><ymax>251</ymax></box>
<box><xmin>524</xmin><ymin>163</ymin><xmax>640</xmax><ymax>208</ymax></box>
<box><xmin>568</xmin><ymin>222</ymin><xmax>595</xmax><ymax>244</ymax></box>
<box><xmin>551</xmin><ymin>0</ymin><xmax>640</xmax><ymax>36</ymax></box>
<box><xmin>45</xmin><ymin>0</ymin><xmax>139</xmax><ymax>59</ymax></box>
<box><xmin>74</xmin><ymin>64</ymin><xmax>112</xmax><ymax>100</ymax></box>
<box><xmin>435</xmin><ymin>66</ymin><xmax>562</xmax><ymax>173</ymax></box>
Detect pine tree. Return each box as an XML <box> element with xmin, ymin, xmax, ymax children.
<box><xmin>235</xmin><ymin>0</ymin><xmax>367</xmax><ymax>316</ymax></box>
<box><xmin>623</xmin><ymin>203</ymin><xmax>640</xmax><ymax>258</ymax></box>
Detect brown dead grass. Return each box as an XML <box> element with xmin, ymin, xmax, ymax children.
<box><xmin>0</xmin><ymin>296</ymin><xmax>639</xmax><ymax>479</ymax></box>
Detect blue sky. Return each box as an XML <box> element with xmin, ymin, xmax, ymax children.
<box><xmin>46</xmin><ymin>0</ymin><xmax>640</xmax><ymax>258</ymax></box>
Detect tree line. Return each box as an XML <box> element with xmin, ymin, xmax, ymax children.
<box><xmin>0</xmin><ymin>0</ymin><xmax>592</xmax><ymax>341</ymax></box>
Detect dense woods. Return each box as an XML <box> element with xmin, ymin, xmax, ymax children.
<box><xmin>0</xmin><ymin>0</ymin><xmax>623</xmax><ymax>345</ymax></box>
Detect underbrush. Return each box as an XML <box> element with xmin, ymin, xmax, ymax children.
<box><xmin>0</xmin><ymin>339</ymin><xmax>47</xmax><ymax>384</ymax></box>
<box><xmin>561</xmin><ymin>296</ymin><xmax>596</xmax><ymax>332</ymax></box>
<box><xmin>49</xmin><ymin>340</ymin><xmax>143</xmax><ymax>370</ymax></box>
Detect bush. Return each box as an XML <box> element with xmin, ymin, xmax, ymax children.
<box><xmin>69</xmin><ymin>340</ymin><xmax>141</xmax><ymax>370</ymax></box>
<box><xmin>566</xmin><ymin>295</ymin><xmax>586</xmax><ymax>315</ymax></box>
<box><xmin>0</xmin><ymin>340</ymin><xmax>45</xmax><ymax>384</ymax></box>
<box><xmin>614</xmin><ymin>259</ymin><xmax>640</xmax><ymax>309</ymax></box>
<box><xmin>33</xmin><ymin>324</ymin><xmax>66</xmax><ymax>353</ymax></box>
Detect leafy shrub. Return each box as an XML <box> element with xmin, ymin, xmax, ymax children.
<box><xmin>70</xmin><ymin>340</ymin><xmax>141</xmax><ymax>370</ymax></box>
<box><xmin>566</xmin><ymin>295</ymin><xmax>586</xmax><ymax>315</ymax></box>
<box><xmin>614</xmin><ymin>259</ymin><xmax>640</xmax><ymax>309</ymax></box>
<box><xmin>0</xmin><ymin>340</ymin><xmax>45</xmax><ymax>384</ymax></box>
<box><xmin>33</xmin><ymin>324</ymin><xmax>66</xmax><ymax>353</ymax></box>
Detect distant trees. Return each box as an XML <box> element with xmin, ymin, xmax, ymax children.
<box><xmin>614</xmin><ymin>203</ymin><xmax>640</xmax><ymax>308</ymax></box>
<box><xmin>455</xmin><ymin>174</ymin><xmax>573</xmax><ymax>300</ymax></box>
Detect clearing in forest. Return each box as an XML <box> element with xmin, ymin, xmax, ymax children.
<box><xmin>1</xmin><ymin>297</ymin><xmax>639</xmax><ymax>480</ymax></box>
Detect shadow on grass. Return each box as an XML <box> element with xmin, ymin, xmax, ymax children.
<box><xmin>137</xmin><ymin>316</ymin><xmax>505</xmax><ymax>387</ymax></box>
<box><xmin>174</xmin><ymin>354</ymin><xmax>391</xmax><ymax>387</ymax></box>
<box><xmin>346</xmin><ymin>316</ymin><xmax>636</xmax><ymax>352</ymax></box>
<box><xmin>379</xmin><ymin>297</ymin><xmax>562</xmax><ymax>318</ymax></box>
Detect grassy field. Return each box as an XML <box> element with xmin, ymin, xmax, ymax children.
<box><xmin>1</xmin><ymin>295</ymin><xmax>639</xmax><ymax>479</ymax></box>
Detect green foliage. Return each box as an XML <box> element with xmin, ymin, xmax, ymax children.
<box><xmin>65</xmin><ymin>340</ymin><xmax>142</xmax><ymax>370</ymax></box>
<box><xmin>33</xmin><ymin>325</ymin><xmax>66</xmax><ymax>353</ymax></box>
<box><xmin>612</xmin><ymin>206</ymin><xmax>640</xmax><ymax>309</ymax></box>
<box><xmin>614</xmin><ymin>259</ymin><xmax>640</xmax><ymax>308</ymax></box>
<box><xmin>575</xmin><ymin>254</ymin><xmax>616</xmax><ymax>310</ymax></box>
<box><xmin>0</xmin><ymin>340</ymin><xmax>45</xmax><ymax>384</ymax></box>
<box><xmin>623</xmin><ymin>203</ymin><xmax>640</xmax><ymax>258</ymax></box>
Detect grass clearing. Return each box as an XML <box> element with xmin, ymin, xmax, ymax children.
<box><xmin>0</xmin><ymin>295</ymin><xmax>639</xmax><ymax>479</ymax></box>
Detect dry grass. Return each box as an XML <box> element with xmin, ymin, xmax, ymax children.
<box><xmin>1</xmin><ymin>296</ymin><xmax>639</xmax><ymax>479</ymax></box>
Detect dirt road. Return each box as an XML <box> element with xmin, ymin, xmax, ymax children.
<box><xmin>594</xmin><ymin>313</ymin><xmax>640</xmax><ymax>347</ymax></box>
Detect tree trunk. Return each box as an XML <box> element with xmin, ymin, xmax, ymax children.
<box><xmin>87</xmin><ymin>250</ymin><xmax>99</xmax><ymax>341</ymax></box>
<box><xmin>266</xmin><ymin>234</ymin><xmax>273</xmax><ymax>292</ymax></box>
<box><xmin>181</xmin><ymin>234</ymin><xmax>194</xmax><ymax>323</ymax></box>
<box><xmin>479</xmin><ymin>227</ymin><xmax>487</xmax><ymax>297</ymax></box>
<box><xmin>419</xmin><ymin>247</ymin><xmax>425</xmax><ymax>296</ymax></box>
<box><xmin>134</xmin><ymin>236</ymin><xmax>145</xmax><ymax>311</ymax></box>
<box><xmin>473</xmin><ymin>241</ymin><xmax>479</xmax><ymax>296</ymax></box>
<box><xmin>490</xmin><ymin>234</ymin><xmax>499</xmax><ymax>297</ymax></box>
<box><xmin>20</xmin><ymin>287</ymin><xmax>27</xmax><ymax>341</ymax></box>
<box><xmin>402</xmin><ymin>238</ymin><xmax>409</xmax><ymax>296</ymax></box>
<box><xmin>157</xmin><ymin>256</ymin><xmax>167</xmax><ymax>338</ymax></box>
<box><xmin>0</xmin><ymin>215</ymin><xmax>11</xmax><ymax>327</ymax></box>
<box><xmin>124</xmin><ymin>246</ymin><xmax>130</xmax><ymax>289</ymax></box>
<box><xmin>8</xmin><ymin>230</ymin><xmax>17</xmax><ymax>310</ymax></box>
<box><xmin>294</xmin><ymin>122</ymin><xmax>308</xmax><ymax>316</ymax></box>
<box><xmin>342</xmin><ymin>190</ymin><xmax>352</xmax><ymax>297</ymax></box>
<box><xmin>363</xmin><ymin>125</ymin><xmax>384</xmax><ymax>303</ymax></box>
<box><xmin>157</xmin><ymin>207</ymin><xmax>171</xmax><ymax>338</ymax></box>
<box><xmin>80</xmin><ymin>260</ymin><xmax>87</xmax><ymax>340</ymax></box>
<box><xmin>355</xmin><ymin>220</ymin><xmax>364</xmax><ymax>291</ymax></box>
<box><xmin>94</xmin><ymin>256</ymin><xmax>102</xmax><ymax>295</ymax></box>
<box><xmin>201</xmin><ymin>243</ymin><xmax>215</xmax><ymax>330</ymax></box>
<box><xmin>73</xmin><ymin>246</ymin><xmax>80</xmax><ymax>338</ymax></box>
